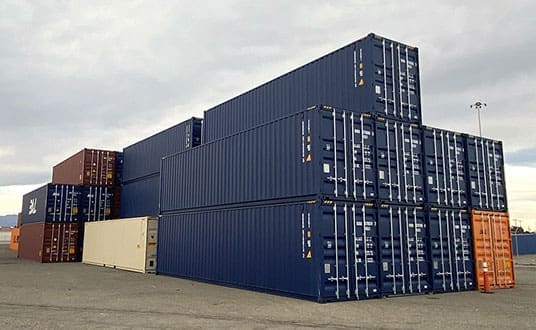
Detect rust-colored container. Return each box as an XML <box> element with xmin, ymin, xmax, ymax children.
<box><xmin>18</xmin><ymin>223</ymin><xmax>79</xmax><ymax>263</ymax></box>
<box><xmin>9</xmin><ymin>228</ymin><xmax>20</xmax><ymax>252</ymax></box>
<box><xmin>471</xmin><ymin>210</ymin><xmax>515</xmax><ymax>290</ymax></box>
<box><xmin>16</xmin><ymin>212</ymin><xmax>22</xmax><ymax>227</ymax></box>
<box><xmin>52</xmin><ymin>149</ymin><xmax>118</xmax><ymax>186</ymax></box>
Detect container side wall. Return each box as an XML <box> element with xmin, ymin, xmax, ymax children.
<box><xmin>204</xmin><ymin>34</ymin><xmax>422</xmax><ymax>142</ymax></box>
<box><xmin>120</xmin><ymin>175</ymin><xmax>160</xmax><ymax>218</ymax></box>
<box><xmin>122</xmin><ymin>118</ymin><xmax>202</xmax><ymax>182</ymax></box>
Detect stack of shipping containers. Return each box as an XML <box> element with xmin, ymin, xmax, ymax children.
<box><xmin>120</xmin><ymin>118</ymin><xmax>202</xmax><ymax>218</ymax></box>
<box><xmin>156</xmin><ymin>33</ymin><xmax>514</xmax><ymax>302</ymax></box>
<box><xmin>18</xmin><ymin>149</ymin><xmax>122</xmax><ymax>262</ymax></box>
<box><xmin>12</xmin><ymin>32</ymin><xmax>513</xmax><ymax>301</ymax></box>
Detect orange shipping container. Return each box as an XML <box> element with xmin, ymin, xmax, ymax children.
<box><xmin>9</xmin><ymin>227</ymin><xmax>20</xmax><ymax>252</ymax></box>
<box><xmin>471</xmin><ymin>210</ymin><xmax>515</xmax><ymax>290</ymax></box>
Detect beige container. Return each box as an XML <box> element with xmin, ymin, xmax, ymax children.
<box><xmin>82</xmin><ymin>217</ymin><xmax>157</xmax><ymax>273</ymax></box>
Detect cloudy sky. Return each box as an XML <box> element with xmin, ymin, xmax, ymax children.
<box><xmin>1</xmin><ymin>1</ymin><xmax>535</xmax><ymax>229</ymax></box>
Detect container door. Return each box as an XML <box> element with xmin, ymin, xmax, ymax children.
<box><xmin>351</xmin><ymin>203</ymin><xmax>380</xmax><ymax>299</ymax></box>
<box><xmin>376</xmin><ymin>119</ymin><xmax>424</xmax><ymax>204</ymax></box>
<box><xmin>395</xmin><ymin>42</ymin><xmax>420</xmax><ymax>122</ymax></box>
<box><xmin>429</xmin><ymin>209</ymin><xmax>474</xmax><ymax>292</ymax></box>
<box><xmin>466</xmin><ymin>137</ymin><xmax>506</xmax><ymax>211</ymax></box>
<box><xmin>317</xmin><ymin>107</ymin><xmax>351</xmax><ymax>199</ymax></box>
<box><xmin>320</xmin><ymin>202</ymin><xmax>353</xmax><ymax>301</ymax></box>
<box><xmin>349</xmin><ymin>113</ymin><xmax>377</xmax><ymax>201</ymax></box>
<box><xmin>490</xmin><ymin>213</ymin><xmax>515</xmax><ymax>288</ymax></box>
<box><xmin>378</xmin><ymin>205</ymin><xmax>429</xmax><ymax>296</ymax></box>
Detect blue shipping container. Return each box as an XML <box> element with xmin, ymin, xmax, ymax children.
<box><xmin>375</xmin><ymin>117</ymin><xmax>424</xmax><ymax>204</ymax></box>
<box><xmin>422</xmin><ymin>127</ymin><xmax>468</xmax><ymax>208</ymax></box>
<box><xmin>80</xmin><ymin>186</ymin><xmax>116</xmax><ymax>221</ymax></box>
<box><xmin>377</xmin><ymin>204</ymin><xmax>430</xmax><ymax>296</ymax></box>
<box><xmin>122</xmin><ymin>117</ymin><xmax>202</xmax><ymax>182</ymax></box>
<box><xmin>20</xmin><ymin>184</ymin><xmax>118</xmax><ymax>225</ymax></box>
<box><xmin>203</xmin><ymin>33</ymin><xmax>422</xmax><ymax>142</ymax></box>
<box><xmin>157</xmin><ymin>200</ymin><xmax>380</xmax><ymax>302</ymax></box>
<box><xmin>120</xmin><ymin>174</ymin><xmax>160</xmax><ymax>218</ymax></box>
<box><xmin>512</xmin><ymin>234</ymin><xmax>536</xmax><ymax>255</ymax></box>
<box><xmin>115</xmin><ymin>152</ymin><xmax>124</xmax><ymax>185</ymax></box>
<box><xmin>21</xmin><ymin>184</ymin><xmax>82</xmax><ymax>225</ymax></box>
<box><xmin>427</xmin><ymin>208</ymin><xmax>474</xmax><ymax>292</ymax></box>
<box><xmin>160</xmin><ymin>106</ymin><xmax>423</xmax><ymax>212</ymax></box>
<box><xmin>465</xmin><ymin>135</ymin><xmax>507</xmax><ymax>211</ymax></box>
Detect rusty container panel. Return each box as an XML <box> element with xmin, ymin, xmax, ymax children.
<box><xmin>52</xmin><ymin>149</ymin><xmax>118</xmax><ymax>186</ymax></box>
<box><xmin>471</xmin><ymin>210</ymin><xmax>515</xmax><ymax>290</ymax></box>
<box><xmin>17</xmin><ymin>212</ymin><xmax>22</xmax><ymax>227</ymax></box>
<box><xmin>18</xmin><ymin>223</ymin><xmax>79</xmax><ymax>263</ymax></box>
<box><xmin>9</xmin><ymin>227</ymin><xmax>20</xmax><ymax>252</ymax></box>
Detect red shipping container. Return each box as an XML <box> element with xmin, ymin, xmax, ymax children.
<box><xmin>52</xmin><ymin>148</ymin><xmax>118</xmax><ymax>186</ymax></box>
<box><xmin>18</xmin><ymin>223</ymin><xmax>79</xmax><ymax>263</ymax></box>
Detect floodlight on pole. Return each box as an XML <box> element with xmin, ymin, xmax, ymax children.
<box><xmin>470</xmin><ymin>101</ymin><xmax>487</xmax><ymax>137</ymax></box>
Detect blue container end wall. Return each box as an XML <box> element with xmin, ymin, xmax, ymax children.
<box><xmin>422</xmin><ymin>127</ymin><xmax>468</xmax><ymax>208</ymax></box>
<box><xmin>427</xmin><ymin>208</ymin><xmax>475</xmax><ymax>292</ymax></box>
<box><xmin>464</xmin><ymin>135</ymin><xmax>507</xmax><ymax>211</ymax></box>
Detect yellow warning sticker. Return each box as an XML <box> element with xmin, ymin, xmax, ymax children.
<box><xmin>306</xmin><ymin>251</ymin><xmax>312</xmax><ymax>259</ymax></box>
<box><xmin>306</xmin><ymin>135</ymin><xmax>311</xmax><ymax>143</ymax></box>
<box><xmin>358</xmin><ymin>78</ymin><xmax>364</xmax><ymax>86</ymax></box>
<box><xmin>359</xmin><ymin>63</ymin><xmax>363</xmax><ymax>69</ymax></box>
<box><xmin>306</xmin><ymin>154</ymin><xmax>312</xmax><ymax>162</ymax></box>
<box><xmin>69</xmin><ymin>248</ymin><xmax>75</xmax><ymax>254</ymax></box>
<box><xmin>73</xmin><ymin>207</ymin><xmax>78</xmax><ymax>215</ymax></box>
<box><xmin>107</xmin><ymin>173</ymin><xmax>113</xmax><ymax>179</ymax></box>
<box><xmin>307</xmin><ymin>231</ymin><xmax>311</xmax><ymax>238</ymax></box>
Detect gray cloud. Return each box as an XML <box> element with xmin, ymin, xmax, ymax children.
<box><xmin>1</xmin><ymin>0</ymin><xmax>535</xmax><ymax>186</ymax></box>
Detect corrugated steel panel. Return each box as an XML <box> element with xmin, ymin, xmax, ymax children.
<box><xmin>157</xmin><ymin>200</ymin><xmax>380</xmax><ymax>302</ymax></box>
<box><xmin>161</xmin><ymin>106</ymin><xmax>422</xmax><ymax>213</ymax></box>
<box><xmin>465</xmin><ymin>135</ymin><xmax>507</xmax><ymax>211</ymax></box>
<box><xmin>512</xmin><ymin>234</ymin><xmax>536</xmax><ymax>255</ymax></box>
<box><xmin>83</xmin><ymin>217</ymin><xmax>158</xmax><ymax>273</ymax></box>
<box><xmin>471</xmin><ymin>210</ymin><xmax>514</xmax><ymax>289</ymax></box>
<box><xmin>20</xmin><ymin>183</ymin><xmax>118</xmax><ymax>225</ymax></box>
<box><xmin>120</xmin><ymin>175</ymin><xmax>160</xmax><ymax>218</ymax></box>
<box><xmin>203</xmin><ymin>33</ymin><xmax>422</xmax><ymax>142</ymax></box>
<box><xmin>18</xmin><ymin>222</ymin><xmax>79</xmax><ymax>263</ymax></box>
<box><xmin>428</xmin><ymin>208</ymin><xmax>474</xmax><ymax>292</ymax></box>
<box><xmin>52</xmin><ymin>149</ymin><xmax>118</xmax><ymax>186</ymax></box>
<box><xmin>422</xmin><ymin>127</ymin><xmax>468</xmax><ymax>208</ymax></box>
<box><xmin>377</xmin><ymin>204</ymin><xmax>430</xmax><ymax>296</ymax></box>
<box><xmin>122</xmin><ymin>118</ymin><xmax>202</xmax><ymax>182</ymax></box>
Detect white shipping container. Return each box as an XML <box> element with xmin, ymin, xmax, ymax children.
<box><xmin>82</xmin><ymin>216</ymin><xmax>157</xmax><ymax>273</ymax></box>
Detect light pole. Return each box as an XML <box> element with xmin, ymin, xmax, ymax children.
<box><xmin>470</xmin><ymin>101</ymin><xmax>487</xmax><ymax>137</ymax></box>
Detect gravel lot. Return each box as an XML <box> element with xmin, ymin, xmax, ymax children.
<box><xmin>0</xmin><ymin>245</ymin><xmax>535</xmax><ymax>329</ymax></box>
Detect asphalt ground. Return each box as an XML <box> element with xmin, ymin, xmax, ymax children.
<box><xmin>0</xmin><ymin>245</ymin><xmax>535</xmax><ymax>329</ymax></box>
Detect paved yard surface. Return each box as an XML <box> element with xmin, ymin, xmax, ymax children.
<box><xmin>0</xmin><ymin>245</ymin><xmax>534</xmax><ymax>329</ymax></box>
